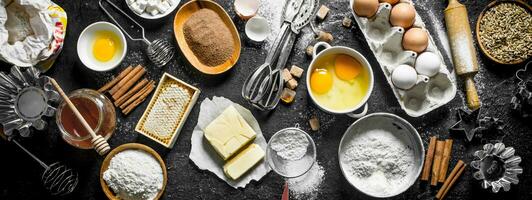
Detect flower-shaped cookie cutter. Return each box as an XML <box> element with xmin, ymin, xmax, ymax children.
<box><xmin>471</xmin><ymin>143</ymin><xmax>523</xmax><ymax>193</ymax></box>
<box><xmin>0</xmin><ymin>66</ymin><xmax>59</xmax><ymax>138</ymax></box>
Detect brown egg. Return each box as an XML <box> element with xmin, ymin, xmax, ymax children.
<box><xmin>353</xmin><ymin>0</ymin><xmax>380</xmax><ymax>18</ymax></box>
<box><xmin>402</xmin><ymin>28</ymin><xmax>429</xmax><ymax>53</ymax></box>
<box><xmin>379</xmin><ymin>0</ymin><xmax>399</xmax><ymax>5</ymax></box>
<box><xmin>389</xmin><ymin>3</ymin><xmax>416</xmax><ymax>28</ymax></box>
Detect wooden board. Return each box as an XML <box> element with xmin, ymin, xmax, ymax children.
<box><xmin>173</xmin><ymin>0</ymin><xmax>241</xmax><ymax>75</ymax></box>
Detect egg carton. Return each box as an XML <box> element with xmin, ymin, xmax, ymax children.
<box><xmin>349</xmin><ymin>0</ymin><xmax>457</xmax><ymax>117</ymax></box>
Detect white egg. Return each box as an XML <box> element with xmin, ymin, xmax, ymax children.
<box><xmin>391</xmin><ymin>64</ymin><xmax>417</xmax><ymax>90</ymax></box>
<box><xmin>415</xmin><ymin>52</ymin><xmax>441</xmax><ymax>77</ymax></box>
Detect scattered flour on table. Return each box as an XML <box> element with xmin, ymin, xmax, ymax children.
<box><xmin>288</xmin><ymin>161</ymin><xmax>325</xmax><ymax>200</ymax></box>
<box><xmin>258</xmin><ymin>0</ymin><xmax>286</xmax><ymax>48</ymax></box>
<box><xmin>103</xmin><ymin>150</ymin><xmax>164</xmax><ymax>200</ymax></box>
<box><xmin>341</xmin><ymin>129</ymin><xmax>415</xmax><ymax>196</ymax></box>
<box><xmin>270</xmin><ymin>129</ymin><xmax>309</xmax><ymax>160</ymax></box>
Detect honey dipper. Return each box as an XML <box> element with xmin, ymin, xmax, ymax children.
<box><xmin>50</xmin><ymin>79</ymin><xmax>111</xmax><ymax>155</ymax></box>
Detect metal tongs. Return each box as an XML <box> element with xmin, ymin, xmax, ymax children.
<box><xmin>242</xmin><ymin>0</ymin><xmax>318</xmax><ymax>111</ymax></box>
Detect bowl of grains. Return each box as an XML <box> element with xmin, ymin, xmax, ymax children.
<box><xmin>173</xmin><ymin>0</ymin><xmax>241</xmax><ymax>75</ymax></box>
<box><xmin>100</xmin><ymin>143</ymin><xmax>167</xmax><ymax>200</ymax></box>
<box><xmin>338</xmin><ymin>113</ymin><xmax>424</xmax><ymax>198</ymax></box>
<box><xmin>476</xmin><ymin>0</ymin><xmax>532</xmax><ymax>65</ymax></box>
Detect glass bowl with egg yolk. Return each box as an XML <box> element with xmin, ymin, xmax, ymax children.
<box><xmin>309</xmin><ymin>54</ymin><xmax>371</xmax><ymax>112</ymax></box>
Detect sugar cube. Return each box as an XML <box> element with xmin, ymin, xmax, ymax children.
<box><xmin>316</xmin><ymin>5</ymin><xmax>329</xmax><ymax>21</ymax></box>
<box><xmin>282</xmin><ymin>68</ymin><xmax>292</xmax><ymax>82</ymax></box>
<box><xmin>280</xmin><ymin>88</ymin><xmax>296</xmax><ymax>104</ymax></box>
<box><xmin>309</xmin><ymin>116</ymin><xmax>320</xmax><ymax>131</ymax></box>
<box><xmin>342</xmin><ymin>17</ymin><xmax>352</xmax><ymax>28</ymax></box>
<box><xmin>287</xmin><ymin>79</ymin><xmax>298</xmax><ymax>90</ymax></box>
<box><xmin>290</xmin><ymin>65</ymin><xmax>304</xmax><ymax>78</ymax></box>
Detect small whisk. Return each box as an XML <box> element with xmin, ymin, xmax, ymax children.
<box><xmin>99</xmin><ymin>0</ymin><xmax>175</xmax><ymax>67</ymax></box>
<box><xmin>12</xmin><ymin>139</ymin><xmax>78</xmax><ymax>196</ymax></box>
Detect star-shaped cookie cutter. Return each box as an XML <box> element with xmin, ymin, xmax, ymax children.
<box><xmin>449</xmin><ymin>108</ymin><xmax>507</xmax><ymax>142</ymax></box>
<box><xmin>450</xmin><ymin>108</ymin><xmax>480</xmax><ymax>142</ymax></box>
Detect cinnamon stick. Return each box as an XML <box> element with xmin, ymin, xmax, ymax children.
<box><xmin>436</xmin><ymin>160</ymin><xmax>466</xmax><ymax>199</ymax></box>
<box><xmin>438</xmin><ymin>139</ymin><xmax>453</xmax><ymax>182</ymax></box>
<box><xmin>112</xmin><ymin>67</ymin><xmax>146</xmax><ymax>100</ymax></box>
<box><xmin>109</xmin><ymin>65</ymin><xmax>143</xmax><ymax>95</ymax></box>
<box><xmin>114</xmin><ymin>79</ymin><xmax>149</xmax><ymax>107</ymax></box>
<box><xmin>98</xmin><ymin>66</ymin><xmax>133</xmax><ymax>93</ymax></box>
<box><xmin>120</xmin><ymin>82</ymin><xmax>154</xmax><ymax>109</ymax></box>
<box><xmin>421</xmin><ymin>136</ymin><xmax>437</xmax><ymax>181</ymax></box>
<box><xmin>122</xmin><ymin>82</ymin><xmax>155</xmax><ymax>114</ymax></box>
<box><xmin>431</xmin><ymin>140</ymin><xmax>445</xmax><ymax>186</ymax></box>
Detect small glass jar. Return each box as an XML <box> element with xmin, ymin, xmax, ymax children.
<box><xmin>56</xmin><ymin>89</ymin><xmax>116</xmax><ymax>149</ymax></box>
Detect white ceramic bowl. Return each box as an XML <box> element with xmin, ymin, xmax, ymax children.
<box><xmin>245</xmin><ymin>16</ymin><xmax>270</xmax><ymax>42</ymax></box>
<box><xmin>126</xmin><ymin>0</ymin><xmax>181</xmax><ymax>20</ymax></box>
<box><xmin>306</xmin><ymin>42</ymin><xmax>375</xmax><ymax>118</ymax></box>
<box><xmin>77</xmin><ymin>22</ymin><xmax>127</xmax><ymax>72</ymax></box>
<box><xmin>338</xmin><ymin>113</ymin><xmax>424</xmax><ymax>198</ymax></box>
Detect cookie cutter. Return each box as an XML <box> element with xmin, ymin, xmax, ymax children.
<box><xmin>471</xmin><ymin>143</ymin><xmax>523</xmax><ymax>193</ymax></box>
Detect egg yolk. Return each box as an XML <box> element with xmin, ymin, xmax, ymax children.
<box><xmin>310</xmin><ymin>68</ymin><xmax>333</xmax><ymax>94</ymax></box>
<box><xmin>92</xmin><ymin>31</ymin><xmax>119</xmax><ymax>62</ymax></box>
<box><xmin>334</xmin><ymin>55</ymin><xmax>362</xmax><ymax>81</ymax></box>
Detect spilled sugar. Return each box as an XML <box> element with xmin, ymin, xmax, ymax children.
<box><xmin>258</xmin><ymin>0</ymin><xmax>286</xmax><ymax>49</ymax></box>
<box><xmin>287</xmin><ymin>161</ymin><xmax>325</xmax><ymax>200</ymax></box>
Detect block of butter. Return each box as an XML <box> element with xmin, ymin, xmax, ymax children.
<box><xmin>224</xmin><ymin>144</ymin><xmax>265</xmax><ymax>180</ymax></box>
<box><xmin>204</xmin><ymin>105</ymin><xmax>257</xmax><ymax>160</ymax></box>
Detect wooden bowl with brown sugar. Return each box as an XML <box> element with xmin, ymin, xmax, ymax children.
<box><xmin>173</xmin><ymin>0</ymin><xmax>241</xmax><ymax>75</ymax></box>
<box><xmin>475</xmin><ymin>0</ymin><xmax>532</xmax><ymax>65</ymax></box>
<box><xmin>100</xmin><ymin>143</ymin><xmax>167</xmax><ymax>200</ymax></box>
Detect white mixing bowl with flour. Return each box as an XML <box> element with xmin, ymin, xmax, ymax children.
<box><xmin>338</xmin><ymin>113</ymin><xmax>424</xmax><ymax>198</ymax></box>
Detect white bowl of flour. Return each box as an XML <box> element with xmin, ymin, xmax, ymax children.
<box><xmin>338</xmin><ymin>113</ymin><xmax>424</xmax><ymax>198</ymax></box>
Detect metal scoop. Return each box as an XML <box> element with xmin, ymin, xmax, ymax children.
<box><xmin>12</xmin><ymin>139</ymin><xmax>78</xmax><ymax>196</ymax></box>
<box><xmin>99</xmin><ymin>0</ymin><xmax>175</xmax><ymax>67</ymax></box>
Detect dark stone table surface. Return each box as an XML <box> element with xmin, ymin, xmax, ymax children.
<box><xmin>1</xmin><ymin>0</ymin><xmax>531</xmax><ymax>199</ymax></box>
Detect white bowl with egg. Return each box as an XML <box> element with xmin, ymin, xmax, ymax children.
<box><xmin>126</xmin><ymin>0</ymin><xmax>180</xmax><ymax>20</ymax></box>
<box><xmin>306</xmin><ymin>42</ymin><xmax>374</xmax><ymax>118</ymax></box>
<box><xmin>77</xmin><ymin>22</ymin><xmax>127</xmax><ymax>72</ymax></box>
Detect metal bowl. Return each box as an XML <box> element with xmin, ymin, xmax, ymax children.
<box><xmin>338</xmin><ymin>113</ymin><xmax>424</xmax><ymax>198</ymax></box>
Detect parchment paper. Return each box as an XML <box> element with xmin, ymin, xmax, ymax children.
<box><xmin>189</xmin><ymin>96</ymin><xmax>271</xmax><ymax>188</ymax></box>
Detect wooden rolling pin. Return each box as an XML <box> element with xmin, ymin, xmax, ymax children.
<box><xmin>444</xmin><ymin>0</ymin><xmax>481</xmax><ymax>110</ymax></box>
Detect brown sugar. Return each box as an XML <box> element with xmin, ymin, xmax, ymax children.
<box><xmin>183</xmin><ymin>9</ymin><xmax>235</xmax><ymax>67</ymax></box>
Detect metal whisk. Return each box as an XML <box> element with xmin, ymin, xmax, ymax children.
<box><xmin>12</xmin><ymin>139</ymin><xmax>78</xmax><ymax>196</ymax></box>
<box><xmin>99</xmin><ymin>0</ymin><xmax>175</xmax><ymax>67</ymax></box>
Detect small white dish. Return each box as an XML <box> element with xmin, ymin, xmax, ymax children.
<box><xmin>234</xmin><ymin>0</ymin><xmax>260</xmax><ymax>20</ymax></box>
<box><xmin>77</xmin><ymin>22</ymin><xmax>127</xmax><ymax>72</ymax></box>
<box><xmin>126</xmin><ymin>0</ymin><xmax>181</xmax><ymax>20</ymax></box>
<box><xmin>245</xmin><ymin>16</ymin><xmax>270</xmax><ymax>42</ymax></box>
